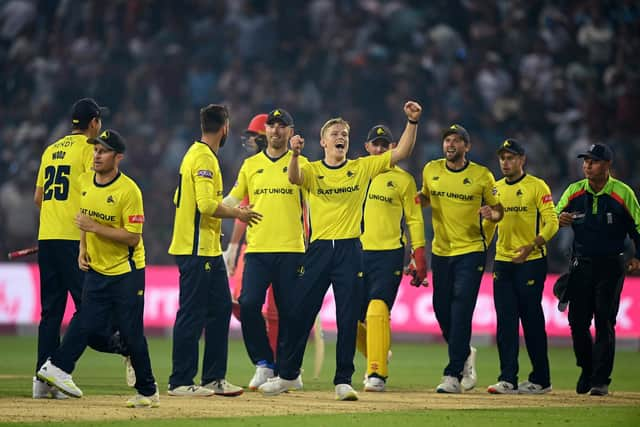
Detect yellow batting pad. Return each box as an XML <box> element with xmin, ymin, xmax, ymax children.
<box><xmin>356</xmin><ymin>321</ymin><xmax>367</xmax><ymax>357</ymax></box>
<box><xmin>366</xmin><ymin>299</ymin><xmax>390</xmax><ymax>378</ymax></box>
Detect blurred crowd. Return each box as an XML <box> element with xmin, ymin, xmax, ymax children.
<box><xmin>1</xmin><ymin>0</ymin><xmax>639</xmax><ymax>270</ymax></box>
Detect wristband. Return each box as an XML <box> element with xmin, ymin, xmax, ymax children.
<box><xmin>408</xmin><ymin>118</ymin><xmax>419</xmax><ymax>125</ymax></box>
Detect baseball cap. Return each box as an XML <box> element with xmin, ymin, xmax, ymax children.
<box><xmin>245</xmin><ymin>113</ymin><xmax>268</xmax><ymax>135</ymax></box>
<box><xmin>442</xmin><ymin>124</ymin><xmax>470</xmax><ymax>144</ymax></box>
<box><xmin>366</xmin><ymin>125</ymin><xmax>394</xmax><ymax>144</ymax></box>
<box><xmin>577</xmin><ymin>143</ymin><xmax>613</xmax><ymax>161</ymax></box>
<box><xmin>497</xmin><ymin>139</ymin><xmax>525</xmax><ymax>155</ymax></box>
<box><xmin>71</xmin><ymin>98</ymin><xmax>109</xmax><ymax>127</ymax></box>
<box><xmin>88</xmin><ymin>129</ymin><xmax>126</xmax><ymax>153</ymax></box>
<box><xmin>266</xmin><ymin>108</ymin><xmax>294</xmax><ymax>126</ymax></box>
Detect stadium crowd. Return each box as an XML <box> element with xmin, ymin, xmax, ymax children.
<box><xmin>1</xmin><ymin>0</ymin><xmax>639</xmax><ymax>270</ymax></box>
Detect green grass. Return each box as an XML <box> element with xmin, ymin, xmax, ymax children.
<box><xmin>1</xmin><ymin>336</ymin><xmax>639</xmax><ymax>426</ymax></box>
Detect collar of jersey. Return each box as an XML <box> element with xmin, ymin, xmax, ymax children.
<box><xmin>505</xmin><ymin>173</ymin><xmax>527</xmax><ymax>186</ymax></box>
<box><xmin>195</xmin><ymin>140</ymin><xmax>218</xmax><ymax>157</ymax></box>
<box><xmin>321</xmin><ymin>159</ymin><xmax>348</xmax><ymax>169</ymax></box>
<box><xmin>445</xmin><ymin>159</ymin><xmax>470</xmax><ymax>173</ymax></box>
<box><xmin>583</xmin><ymin>175</ymin><xmax>613</xmax><ymax>196</ymax></box>
<box><xmin>262</xmin><ymin>149</ymin><xmax>288</xmax><ymax>163</ymax></box>
<box><xmin>93</xmin><ymin>171</ymin><xmax>122</xmax><ymax>187</ymax></box>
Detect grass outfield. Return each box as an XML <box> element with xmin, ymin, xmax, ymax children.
<box><xmin>0</xmin><ymin>335</ymin><xmax>638</xmax><ymax>426</ymax></box>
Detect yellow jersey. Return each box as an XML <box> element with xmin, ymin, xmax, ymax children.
<box><xmin>229</xmin><ymin>150</ymin><xmax>307</xmax><ymax>253</ymax></box>
<box><xmin>421</xmin><ymin>159</ymin><xmax>499</xmax><ymax>256</ymax></box>
<box><xmin>493</xmin><ymin>174</ymin><xmax>558</xmax><ymax>262</ymax></box>
<box><xmin>301</xmin><ymin>150</ymin><xmax>391</xmax><ymax>241</ymax></box>
<box><xmin>361</xmin><ymin>165</ymin><xmax>425</xmax><ymax>251</ymax></box>
<box><xmin>36</xmin><ymin>133</ymin><xmax>93</xmax><ymax>240</ymax></box>
<box><xmin>169</xmin><ymin>141</ymin><xmax>223</xmax><ymax>256</ymax></box>
<box><xmin>79</xmin><ymin>171</ymin><xmax>145</xmax><ymax>275</ymax></box>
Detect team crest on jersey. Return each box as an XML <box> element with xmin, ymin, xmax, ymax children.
<box><xmin>387</xmin><ymin>181</ymin><xmax>396</xmax><ymax>188</ymax></box>
<box><xmin>516</xmin><ymin>189</ymin><xmax>523</xmax><ymax>197</ymax></box>
<box><xmin>82</xmin><ymin>191</ymin><xmax>87</xmax><ymax>196</ymax></box>
<box><xmin>463</xmin><ymin>177</ymin><xmax>472</xmax><ymax>185</ymax></box>
<box><xmin>106</xmin><ymin>195</ymin><xmax>115</xmax><ymax>204</ymax></box>
<box><xmin>347</xmin><ymin>170</ymin><xmax>355</xmax><ymax>178</ymax></box>
<box><xmin>432</xmin><ymin>176</ymin><xmax>439</xmax><ymax>181</ymax></box>
<box><xmin>257</xmin><ymin>169</ymin><xmax>264</xmax><ymax>174</ymax></box>
<box><xmin>283</xmin><ymin>166</ymin><xmax>288</xmax><ymax>173</ymax></box>
<box><xmin>317</xmin><ymin>175</ymin><xmax>324</xmax><ymax>180</ymax></box>
<box><xmin>197</xmin><ymin>170</ymin><xmax>213</xmax><ymax>178</ymax></box>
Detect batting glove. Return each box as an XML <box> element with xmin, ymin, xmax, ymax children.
<box><xmin>404</xmin><ymin>247</ymin><xmax>428</xmax><ymax>287</ymax></box>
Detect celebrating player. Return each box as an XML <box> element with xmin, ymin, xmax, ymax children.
<box><xmin>223</xmin><ymin>108</ymin><xmax>308</xmax><ymax>390</ymax></box>
<box><xmin>167</xmin><ymin>104</ymin><xmax>261</xmax><ymax>397</ymax></box>
<box><xmin>419</xmin><ymin>124</ymin><xmax>503</xmax><ymax>393</ymax></box>
<box><xmin>260</xmin><ymin>101</ymin><xmax>422</xmax><ymax>401</ymax></box>
<box><xmin>356</xmin><ymin>124</ymin><xmax>427</xmax><ymax>392</ymax></box>
<box><xmin>37</xmin><ymin>129</ymin><xmax>159</xmax><ymax>408</ymax></box>
<box><xmin>486</xmin><ymin>139</ymin><xmax>558</xmax><ymax>395</ymax></box>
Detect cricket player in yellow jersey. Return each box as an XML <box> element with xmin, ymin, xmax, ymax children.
<box><xmin>419</xmin><ymin>124</ymin><xmax>503</xmax><ymax>394</ymax></box>
<box><xmin>260</xmin><ymin>101</ymin><xmax>422</xmax><ymax>401</ymax></box>
<box><xmin>168</xmin><ymin>104</ymin><xmax>261</xmax><ymax>397</ymax></box>
<box><xmin>356</xmin><ymin>124</ymin><xmax>427</xmax><ymax>392</ymax></box>
<box><xmin>223</xmin><ymin>108</ymin><xmax>307</xmax><ymax>390</ymax></box>
<box><xmin>33</xmin><ymin>98</ymin><xmax>129</xmax><ymax>399</ymax></box>
<box><xmin>37</xmin><ymin>129</ymin><xmax>159</xmax><ymax>408</ymax></box>
<box><xmin>485</xmin><ymin>139</ymin><xmax>558</xmax><ymax>395</ymax></box>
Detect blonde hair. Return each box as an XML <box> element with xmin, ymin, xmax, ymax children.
<box><xmin>320</xmin><ymin>117</ymin><xmax>350</xmax><ymax>140</ymax></box>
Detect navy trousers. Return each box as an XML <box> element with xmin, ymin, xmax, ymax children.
<box><xmin>36</xmin><ymin>240</ymin><xmax>123</xmax><ymax>374</ymax></box>
<box><xmin>239</xmin><ymin>252</ymin><xmax>302</xmax><ymax>367</ymax></box>
<box><xmin>279</xmin><ymin>239</ymin><xmax>363</xmax><ymax>385</ymax></box>
<box><xmin>493</xmin><ymin>258</ymin><xmax>550</xmax><ymax>388</ymax></box>
<box><xmin>51</xmin><ymin>268</ymin><xmax>156</xmax><ymax>396</ymax></box>
<box><xmin>431</xmin><ymin>251</ymin><xmax>485</xmax><ymax>378</ymax></box>
<box><xmin>169</xmin><ymin>255</ymin><xmax>232</xmax><ymax>388</ymax></box>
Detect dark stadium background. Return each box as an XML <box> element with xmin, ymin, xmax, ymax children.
<box><xmin>2</xmin><ymin>0</ymin><xmax>639</xmax><ymax>272</ymax></box>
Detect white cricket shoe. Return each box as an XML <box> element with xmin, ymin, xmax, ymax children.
<box><xmin>461</xmin><ymin>346</ymin><xmax>477</xmax><ymax>391</ymax></box>
<box><xmin>436</xmin><ymin>375</ymin><xmax>461</xmax><ymax>394</ymax></box>
<box><xmin>249</xmin><ymin>365</ymin><xmax>275</xmax><ymax>390</ymax></box>
<box><xmin>126</xmin><ymin>387</ymin><xmax>160</xmax><ymax>408</ymax></box>
<box><xmin>167</xmin><ymin>385</ymin><xmax>214</xmax><ymax>397</ymax></box>
<box><xmin>32</xmin><ymin>376</ymin><xmax>68</xmax><ymax>399</ymax></box>
<box><xmin>487</xmin><ymin>381</ymin><xmax>518</xmax><ymax>394</ymax></box>
<box><xmin>335</xmin><ymin>383</ymin><xmax>359</xmax><ymax>401</ymax></box>
<box><xmin>259</xmin><ymin>375</ymin><xmax>303</xmax><ymax>396</ymax></box>
<box><xmin>518</xmin><ymin>381</ymin><xmax>552</xmax><ymax>394</ymax></box>
<box><xmin>203</xmin><ymin>379</ymin><xmax>244</xmax><ymax>396</ymax></box>
<box><xmin>363</xmin><ymin>376</ymin><xmax>386</xmax><ymax>392</ymax></box>
<box><xmin>36</xmin><ymin>360</ymin><xmax>82</xmax><ymax>398</ymax></box>
<box><xmin>124</xmin><ymin>356</ymin><xmax>136</xmax><ymax>387</ymax></box>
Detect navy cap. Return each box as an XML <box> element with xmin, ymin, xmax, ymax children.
<box><xmin>442</xmin><ymin>124</ymin><xmax>470</xmax><ymax>144</ymax></box>
<box><xmin>497</xmin><ymin>139</ymin><xmax>525</xmax><ymax>155</ymax></box>
<box><xmin>71</xmin><ymin>98</ymin><xmax>109</xmax><ymax>127</ymax></box>
<box><xmin>577</xmin><ymin>143</ymin><xmax>613</xmax><ymax>161</ymax></box>
<box><xmin>88</xmin><ymin>129</ymin><xmax>126</xmax><ymax>154</ymax></box>
<box><xmin>366</xmin><ymin>124</ymin><xmax>393</xmax><ymax>144</ymax></box>
<box><xmin>266</xmin><ymin>108</ymin><xmax>294</xmax><ymax>126</ymax></box>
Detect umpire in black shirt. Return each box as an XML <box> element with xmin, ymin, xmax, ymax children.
<box><xmin>555</xmin><ymin>143</ymin><xmax>640</xmax><ymax>396</ymax></box>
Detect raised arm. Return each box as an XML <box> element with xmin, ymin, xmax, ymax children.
<box><xmin>288</xmin><ymin>134</ymin><xmax>305</xmax><ymax>185</ymax></box>
<box><xmin>390</xmin><ymin>101</ymin><xmax>422</xmax><ymax>166</ymax></box>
